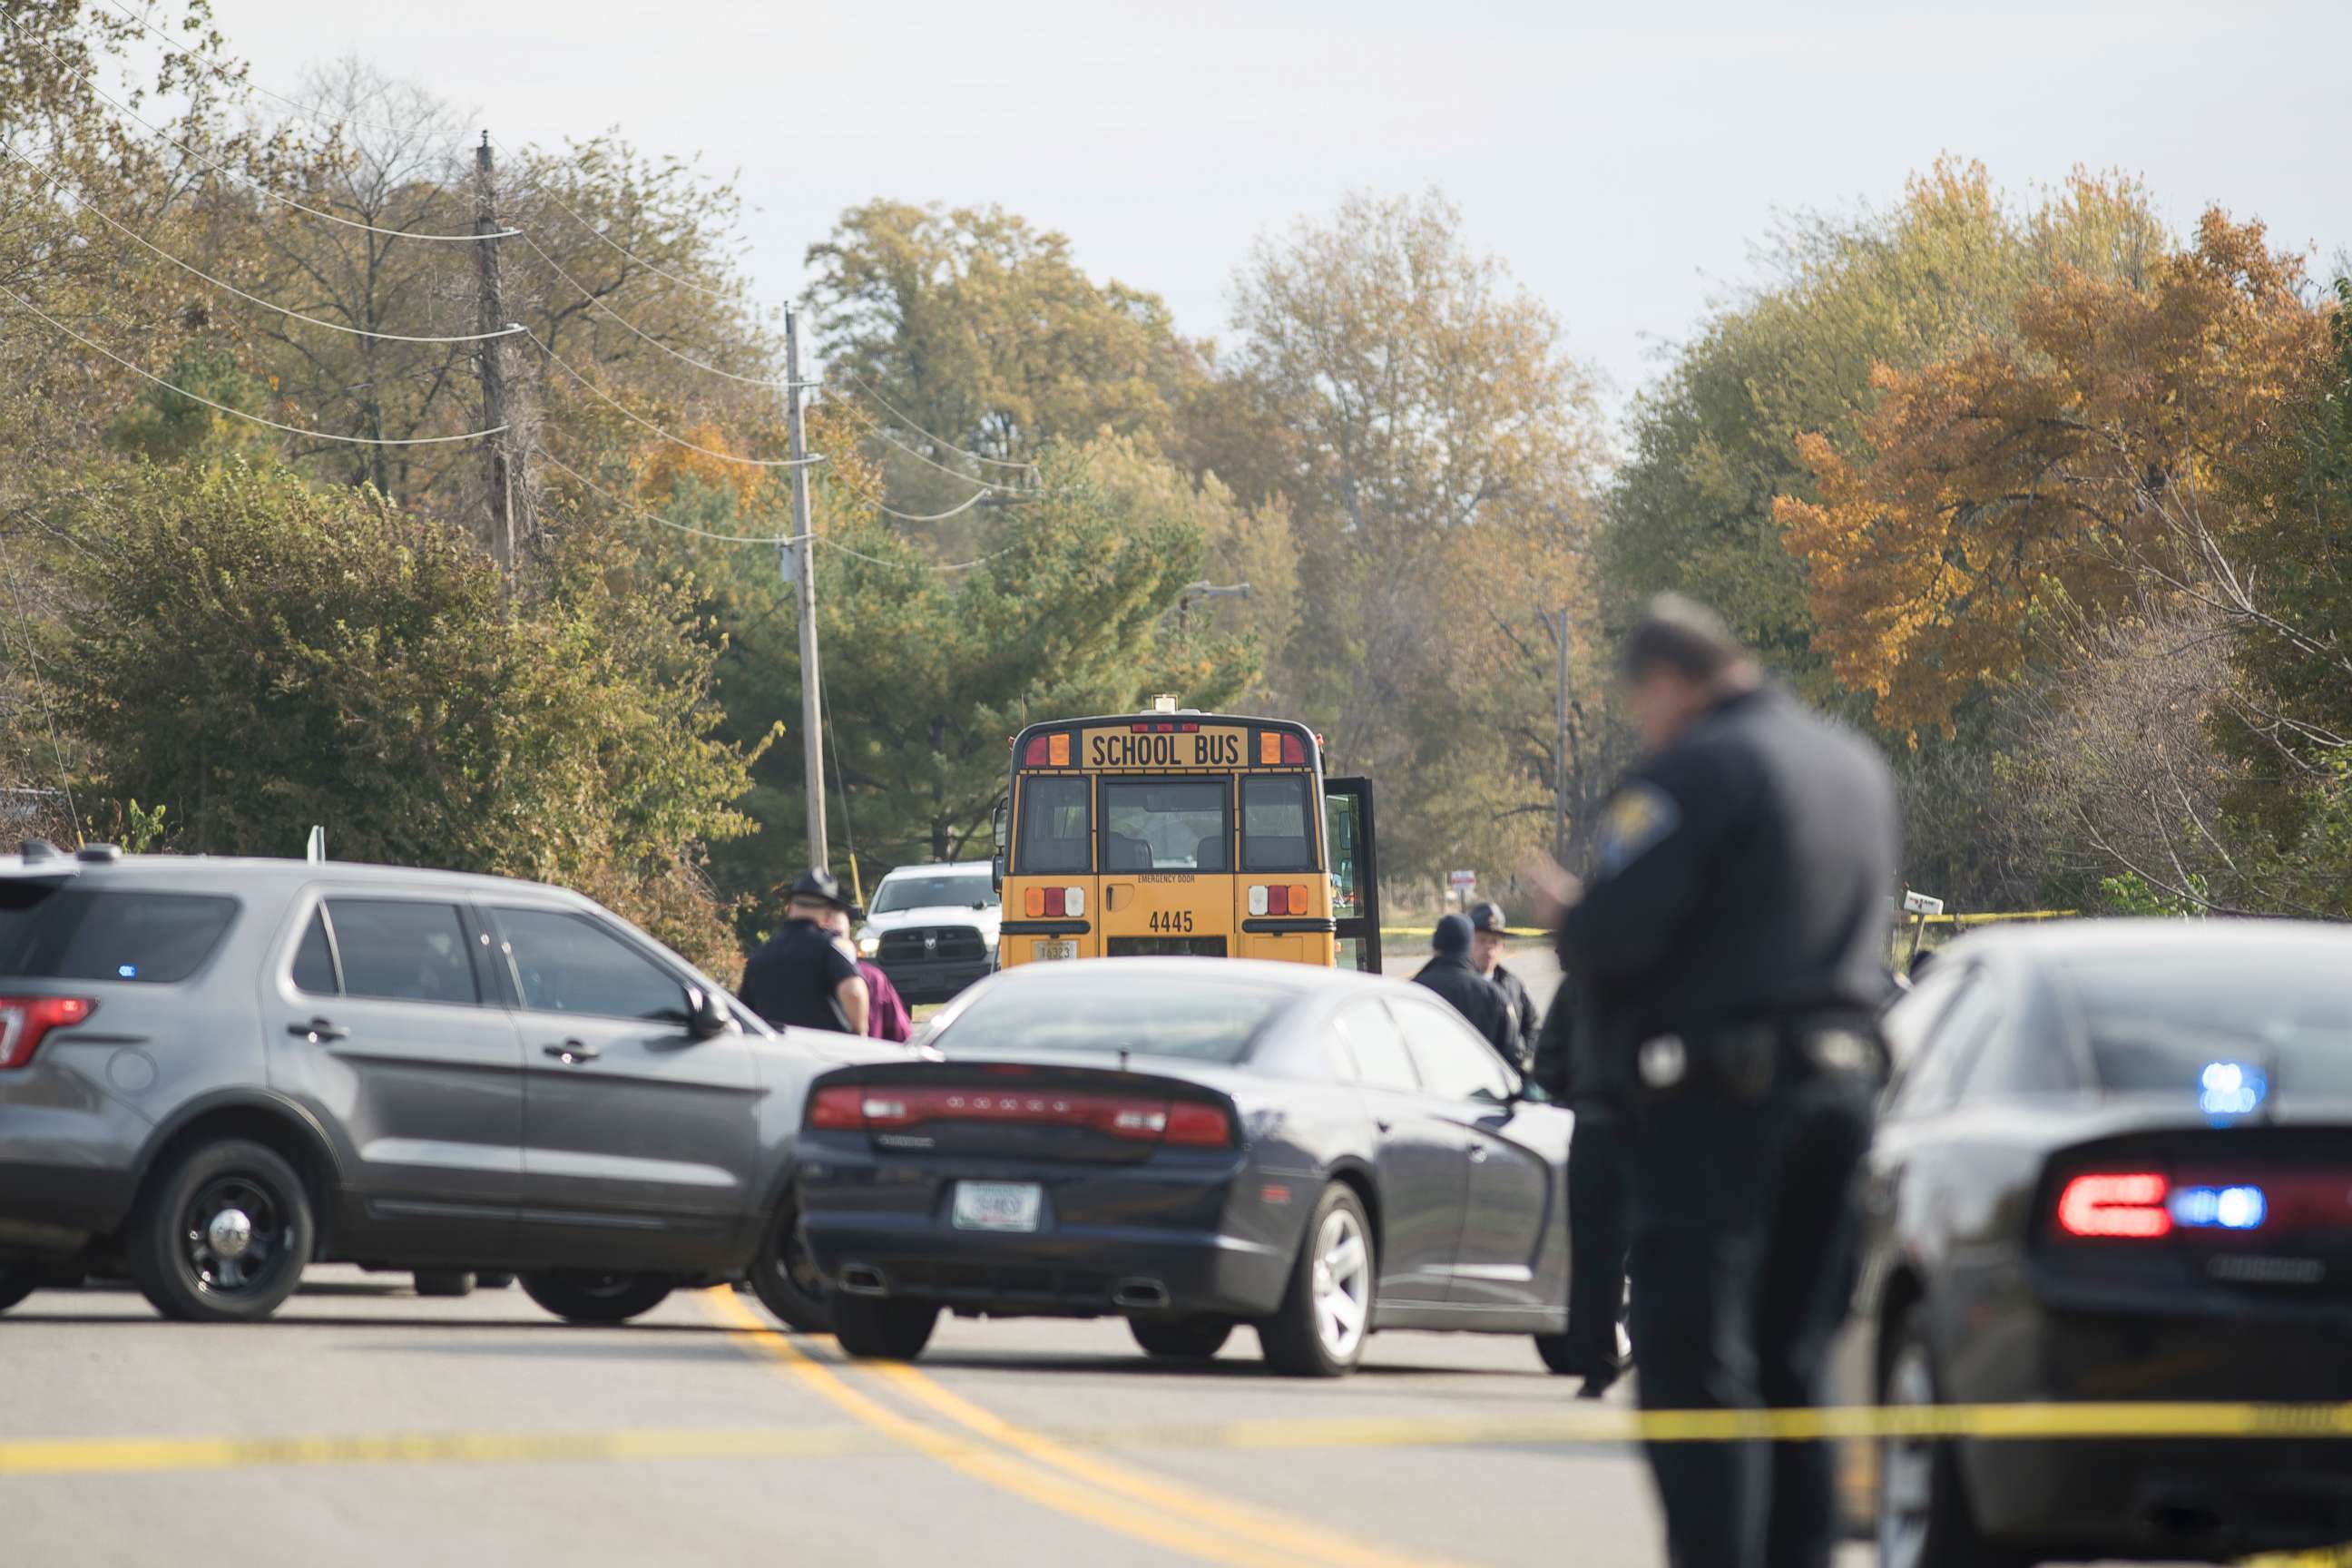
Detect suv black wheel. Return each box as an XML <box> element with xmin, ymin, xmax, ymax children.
<box><xmin>831</xmin><ymin>1294</ymin><xmax>938</xmax><ymax>1360</ymax></box>
<box><xmin>1130</xmin><ymin>1317</ymin><xmax>1233</xmax><ymax>1359</ymax></box>
<box><xmin>750</xmin><ymin>1195</ymin><xmax>832</xmax><ymax>1334</ymax></box>
<box><xmin>0</xmin><ymin>1262</ymin><xmax>39</xmax><ymax>1315</ymax></box>
<box><xmin>1259</xmin><ymin>1182</ymin><xmax>1374</xmax><ymax>1377</ymax></box>
<box><xmin>1879</xmin><ymin>1306</ymin><xmax>2040</xmax><ymax>1568</ymax></box>
<box><xmin>520</xmin><ymin>1272</ymin><xmax>674</xmax><ymax>1324</ymax></box>
<box><xmin>412</xmin><ymin>1270</ymin><xmax>474</xmax><ymax>1298</ymax></box>
<box><xmin>128</xmin><ymin>1139</ymin><xmax>315</xmax><ymax>1323</ymax></box>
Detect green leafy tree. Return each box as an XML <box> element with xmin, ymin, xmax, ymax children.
<box><xmin>62</xmin><ymin>462</ymin><xmax>754</xmax><ymax>970</ymax></box>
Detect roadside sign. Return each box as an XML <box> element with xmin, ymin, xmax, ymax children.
<box><xmin>1448</xmin><ymin>869</ymin><xmax>1476</xmax><ymax>891</ymax></box>
<box><xmin>1902</xmin><ymin>890</ymin><xmax>1945</xmax><ymax>916</ymax></box>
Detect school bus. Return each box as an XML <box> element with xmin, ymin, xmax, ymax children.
<box><xmin>994</xmin><ymin>700</ymin><xmax>1383</xmax><ymax>973</ymax></box>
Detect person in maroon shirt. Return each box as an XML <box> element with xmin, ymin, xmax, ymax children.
<box><xmin>828</xmin><ymin>903</ymin><xmax>912</xmax><ymax>1043</ymax></box>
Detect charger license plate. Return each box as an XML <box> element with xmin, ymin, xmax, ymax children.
<box><xmin>952</xmin><ymin>1181</ymin><xmax>1044</xmax><ymax>1232</ymax></box>
<box><xmin>1034</xmin><ymin>939</ymin><xmax>1077</xmax><ymax>961</ymax></box>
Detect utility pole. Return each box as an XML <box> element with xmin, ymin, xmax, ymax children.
<box><xmin>472</xmin><ymin>132</ymin><xmax>520</xmax><ymax>583</ymax></box>
<box><xmin>1553</xmin><ymin>607</ymin><xmax>1571</xmax><ymax>866</ymax></box>
<box><xmin>784</xmin><ymin>305</ymin><xmax>828</xmax><ymax>871</ymax></box>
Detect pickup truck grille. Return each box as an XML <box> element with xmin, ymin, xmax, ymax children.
<box><xmin>877</xmin><ymin>927</ymin><xmax>988</xmax><ymax>963</ymax></box>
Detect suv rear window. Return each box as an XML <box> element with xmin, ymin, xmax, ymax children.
<box><xmin>0</xmin><ymin>884</ymin><xmax>239</xmax><ymax>984</ymax></box>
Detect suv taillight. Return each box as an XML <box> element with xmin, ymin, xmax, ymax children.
<box><xmin>0</xmin><ymin>995</ymin><xmax>97</xmax><ymax>1070</ymax></box>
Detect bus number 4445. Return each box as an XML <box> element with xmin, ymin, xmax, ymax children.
<box><xmin>1148</xmin><ymin>910</ymin><xmax>1196</xmax><ymax>935</ymax></box>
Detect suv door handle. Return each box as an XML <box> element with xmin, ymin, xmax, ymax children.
<box><xmin>1467</xmin><ymin>1143</ymin><xmax>1490</xmax><ymax>1164</ymax></box>
<box><xmin>288</xmin><ymin>1018</ymin><xmax>348</xmax><ymax>1044</ymax></box>
<box><xmin>543</xmin><ymin>1040</ymin><xmax>599</xmax><ymax>1064</ymax></box>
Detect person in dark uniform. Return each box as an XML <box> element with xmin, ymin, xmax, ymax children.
<box><xmin>1537</xmin><ymin>594</ymin><xmax>1897</xmax><ymax>1568</ymax></box>
<box><xmin>1465</xmin><ymin>901</ymin><xmax>1541</xmax><ymax>1070</ymax></box>
<box><xmin>738</xmin><ymin>868</ymin><xmax>871</xmax><ymax>1035</ymax></box>
<box><xmin>1410</xmin><ymin>912</ymin><xmax>1516</xmax><ymax>1058</ymax></box>
<box><xmin>1530</xmin><ymin>973</ymin><xmax>1632</xmax><ymax>1400</ymax></box>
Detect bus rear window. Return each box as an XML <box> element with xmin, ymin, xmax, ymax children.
<box><xmin>1240</xmin><ymin>774</ymin><xmax>1316</xmax><ymax>872</ymax></box>
<box><xmin>1016</xmin><ymin>776</ymin><xmax>1092</xmax><ymax>874</ymax></box>
<box><xmin>0</xmin><ymin>885</ymin><xmax>239</xmax><ymax>985</ymax></box>
<box><xmin>1102</xmin><ymin>779</ymin><xmax>1230</xmax><ymax>872</ymax></box>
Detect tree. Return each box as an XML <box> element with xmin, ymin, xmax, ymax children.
<box><xmin>1216</xmin><ymin>190</ymin><xmax>1605</xmax><ymax>877</ymax></box>
<box><xmin>1776</xmin><ymin>211</ymin><xmax>2327</xmax><ymax>739</ymax></box>
<box><xmin>61</xmin><ymin>462</ymin><xmax>754</xmax><ymax>970</ymax></box>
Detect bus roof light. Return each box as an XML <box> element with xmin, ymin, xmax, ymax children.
<box><xmin>1023</xmin><ymin>735</ymin><xmax>1051</xmax><ymax>767</ymax></box>
<box><xmin>1048</xmin><ymin>732</ymin><xmax>1071</xmax><ymax>767</ymax></box>
<box><xmin>1259</xmin><ymin>732</ymin><xmax>1280</xmax><ymax>766</ymax></box>
<box><xmin>1281</xmin><ymin>734</ymin><xmax>1306</xmax><ymax>766</ymax></box>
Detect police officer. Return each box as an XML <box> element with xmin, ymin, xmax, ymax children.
<box><xmin>1544</xmin><ymin>595</ymin><xmax>1896</xmax><ymax>1568</ymax></box>
<box><xmin>1465</xmin><ymin>901</ymin><xmax>1541</xmax><ymax>1070</ymax></box>
<box><xmin>739</xmin><ymin>868</ymin><xmax>872</xmax><ymax>1035</ymax></box>
<box><xmin>1409</xmin><ymin>912</ymin><xmax>1517</xmax><ymax>1058</ymax></box>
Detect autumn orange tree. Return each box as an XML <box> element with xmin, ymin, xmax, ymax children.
<box><xmin>1778</xmin><ymin>211</ymin><xmax>2329</xmax><ymax>739</ymax></box>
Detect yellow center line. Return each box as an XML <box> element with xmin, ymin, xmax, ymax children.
<box><xmin>701</xmin><ymin>1289</ymin><xmax>1320</xmax><ymax>1568</ymax></box>
<box><xmin>872</xmin><ymin>1357</ymin><xmax>1477</xmax><ymax>1568</ymax></box>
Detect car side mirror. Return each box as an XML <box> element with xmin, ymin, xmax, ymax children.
<box><xmin>683</xmin><ymin>985</ymin><xmax>734</xmax><ymax>1040</ymax></box>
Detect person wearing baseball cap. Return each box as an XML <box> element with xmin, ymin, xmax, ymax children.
<box><xmin>1466</xmin><ymin>902</ymin><xmax>1542</xmax><ymax>1071</ymax></box>
<box><xmin>738</xmin><ymin>867</ymin><xmax>871</xmax><ymax>1034</ymax></box>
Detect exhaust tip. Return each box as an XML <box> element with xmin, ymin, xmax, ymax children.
<box><xmin>1112</xmin><ymin>1279</ymin><xmax>1171</xmax><ymax>1310</ymax></box>
<box><xmin>838</xmin><ymin>1264</ymin><xmax>888</xmax><ymax>1297</ymax></box>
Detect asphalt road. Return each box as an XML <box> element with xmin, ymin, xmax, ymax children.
<box><xmin>4</xmin><ymin>1267</ymin><xmax>1864</xmax><ymax>1568</ymax></box>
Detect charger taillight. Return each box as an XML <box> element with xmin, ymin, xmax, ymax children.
<box><xmin>0</xmin><ymin>995</ymin><xmax>96</xmax><ymax>1071</ymax></box>
<box><xmin>805</xmin><ymin>1083</ymin><xmax>1232</xmax><ymax>1147</ymax></box>
<box><xmin>2054</xmin><ymin>1171</ymin><xmax>2172</xmax><ymax>1240</ymax></box>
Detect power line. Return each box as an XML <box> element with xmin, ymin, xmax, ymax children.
<box><xmin>0</xmin><ymin>142</ymin><xmax>524</xmax><ymax>346</ymax></box>
<box><xmin>0</xmin><ymin>283</ymin><xmax>510</xmax><ymax>446</ymax></box>
<box><xmin>0</xmin><ymin>17</ymin><xmax>512</xmax><ymax>243</ymax></box>
<box><xmin>534</xmin><ymin>448</ymin><xmax>806</xmax><ymax>545</ymax></box>
<box><xmin>524</xmin><ymin>328</ymin><xmax>820</xmax><ymax>468</ymax></box>
<box><xmin>486</xmin><ymin>133</ymin><xmax>741</xmax><ymax>305</ymax></box>
<box><xmin>826</xmin><ymin>536</ymin><xmax>1014</xmax><ymax>574</ymax></box>
<box><xmin>828</xmin><ymin>393</ymin><xmax>1029</xmax><ymax>495</ymax></box>
<box><xmin>513</xmin><ymin>229</ymin><xmax>799</xmax><ymax>389</ymax></box>
<box><xmin>828</xmin><ymin>366</ymin><xmax>1037</xmax><ymax>474</ymax></box>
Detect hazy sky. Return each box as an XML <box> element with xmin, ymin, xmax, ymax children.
<box><xmin>196</xmin><ymin>0</ymin><xmax>2349</xmax><ymax>418</ymax></box>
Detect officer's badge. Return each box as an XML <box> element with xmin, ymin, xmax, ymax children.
<box><xmin>1594</xmin><ymin>782</ymin><xmax>1681</xmax><ymax>878</ymax></box>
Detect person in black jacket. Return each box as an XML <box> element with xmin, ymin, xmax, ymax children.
<box><xmin>1466</xmin><ymin>901</ymin><xmax>1541</xmax><ymax>1070</ymax></box>
<box><xmin>738</xmin><ymin>868</ymin><xmax>871</xmax><ymax>1035</ymax></box>
<box><xmin>1410</xmin><ymin>912</ymin><xmax>1516</xmax><ymax>1059</ymax></box>
<box><xmin>1538</xmin><ymin>594</ymin><xmax>1897</xmax><ymax>1568</ymax></box>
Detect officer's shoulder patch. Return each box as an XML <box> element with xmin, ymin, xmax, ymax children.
<box><xmin>1594</xmin><ymin>781</ymin><xmax>1682</xmax><ymax>878</ymax></box>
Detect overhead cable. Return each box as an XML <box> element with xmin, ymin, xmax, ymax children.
<box><xmin>829</xmin><ymin>366</ymin><xmax>1037</xmax><ymax>474</ymax></box>
<box><xmin>525</xmin><ymin>328</ymin><xmax>821</xmax><ymax>469</ymax></box>
<box><xmin>0</xmin><ymin>143</ymin><xmax>524</xmax><ymax>345</ymax></box>
<box><xmin>486</xmin><ymin>133</ymin><xmax>740</xmax><ymax>304</ymax></box>
<box><xmin>0</xmin><ymin>284</ymin><xmax>509</xmax><ymax>446</ymax></box>
<box><xmin>514</xmin><ymin>230</ymin><xmax>800</xmax><ymax>389</ymax></box>
<box><xmin>535</xmin><ymin>449</ymin><xmax>807</xmax><ymax>544</ymax></box>
<box><xmin>0</xmin><ymin>19</ymin><xmax>512</xmax><ymax>242</ymax></box>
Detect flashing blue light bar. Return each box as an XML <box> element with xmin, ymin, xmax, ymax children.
<box><xmin>2198</xmin><ymin>1060</ymin><xmax>2267</xmax><ymax>1118</ymax></box>
<box><xmin>2170</xmin><ymin>1184</ymin><xmax>2268</xmax><ymax>1230</ymax></box>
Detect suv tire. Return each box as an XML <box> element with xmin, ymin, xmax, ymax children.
<box><xmin>832</xmin><ymin>1294</ymin><xmax>938</xmax><ymax>1360</ymax></box>
<box><xmin>750</xmin><ymin>1195</ymin><xmax>832</xmax><ymax>1334</ymax></box>
<box><xmin>1879</xmin><ymin>1305</ymin><xmax>2040</xmax><ymax>1568</ymax></box>
<box><xmin>1130</xmin><ymin>1317</ymin><xmax>1233</xmax><ymax>1359</ymax></box>
<box><xmin>128</xmin><ymin>1139</ymin><xmax>316</xmax><ymax>1323</ymax></box>
<box><xmin>520</xmin><ymin>1271</ymin><xmax>673</xmax><ymax>1324</ymax></box>
<box><xmin>0</xmin><ymin>1263</ymin><xmax>39</xmax><ymax>1316</ymax></box>
<box><xmin>412</xmin><ymin>1270</ymin><xmax>474</xmax><ymax>1298</ymax></box>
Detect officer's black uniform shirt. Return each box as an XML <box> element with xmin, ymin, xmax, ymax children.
<box><xmin>1410</xmin><ymin>954</ymin><xmax>1520</xmax><ymax>1061</ymax></box>
<box><xmin>1558</xmin><ymin>684</ymin><xmax>1898</xmax><ymax>1048</ymax></box>
<box><xmin>739</xmin><ymin>916</ymin><xmax>863</xmax><ymax>1034</ymax></box>
<box><xmin>1488</xmin><ymin>964</ymin><xmax>1542</xmax><ymax>1071</ymax></box>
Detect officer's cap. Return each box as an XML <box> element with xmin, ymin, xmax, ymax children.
<box><xmin>1465</xmin><ymin>901</ymin><xmax>1509</xmax><ymax>935</ymax></box>
<box><xmin>786</xmin><ymin>867</ymin><xmax>853</xmax><ymax>910</ymax></box>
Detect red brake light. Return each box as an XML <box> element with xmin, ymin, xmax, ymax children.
<box><xmin>0</xmin><ymin>995</ymin><xmax>98</xmax><ymax>1071</ymax></box>
<box><xmin>1023</xmin><ymin>735</ymin><xmax>1051</xmax><ymax>767</ymax></box>
<box><xmin>1043</xmin><ymin>886</ymin><xmax>1066</xmax><ymax>918</ymax></box>
<box><xmin>808</xmin><ymin>1084</ymin><xmax>866</xmax><ymax>1130</ymax></box>
<box><xmin>2056</xmin><ymin>1171</ymin><xmax>2172</xmax><ymax>1240</ymax></box>
<box><xmin>1267</xmin><ymin>884</ymin><xmax>1290</xmax><ymax>916</ymax></box>
<box><xmin>1280</xmin><ymin>733</ymin><xmax>1306</xmax><ymax>766</ymax></box>
<box><xmin>1163</xmin><ymin>1102</ymin><xmax>1233</xmax><ymax>1148</ymax></box>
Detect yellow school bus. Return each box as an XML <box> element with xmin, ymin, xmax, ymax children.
<box><xmin>994</xmin><ymin>701</ymin><xmax>1383</xmax><ymax>973</ymax></box>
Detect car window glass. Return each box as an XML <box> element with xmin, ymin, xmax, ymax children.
<box><xmin>872</xmin><ymin>875</ymin><xmax>998</xmax><ymax>913</ymax></box>
<box><xmin>1391</xmin><ymin>996</ymin><xmax>1514</xmax><ymax>1102</ymax></box>
<box><xmin>1015</xmin><ymin>776</ymin><xmax>1091</xmax><ymax>875</ymax></box>
<box><xmin>1100</xmin><ymin>779</ymin><xmax>1230</xmax><ymax>872</ymax></box>
<box><xmin>495</xmin><ymin>906</ymin><xmax>686</xmax><ymax>1023</ymax></box>
<box><xmin>1334</xmin><ymin>999</ymin><xmax>1418</xmax><ymax>1092</ymax></box>
<box><xmin>290</xmin><ymin>908</ymin><xmax>338</xmax><ymax>995</ymax></box>
<box><xmin>0</xmin><ymin>887</ymin><xmax>238</xmax><ymax>985</ymax></box>
<box><xmin>2063</xmin><ymin>956</ymin><xmax>2352</xmax><ymax>1101</ymax></box>
<box><xmin>1881</xmin><ymin>963</ymin><xmax>1968</xmax><ymax>1073</ymax></box>
<box><xmin>1885</xmin><ymin>972</ymin><xmax>2000</xmax><ymax>1118</ymax></box>
<box><xmin>325</xmin><ymin>899</ymin><xmax>480</xmax><ymax>1005</ymax></box>
<box><xmin>1240</xmin><ymin>774</ymin><xmax>1315</xmax><ymax>873</ymax></box>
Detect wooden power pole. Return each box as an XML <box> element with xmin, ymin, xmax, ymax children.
<box><xmin>472</xmin><ymin>132</ymin><xmax>521</xmax><ymax>581</ymax></box>
<box><xmin>1553</xmin><ymin>606</ymin><xmax>1571</xmax><ymax>866</ymax></box>
<box><xmin>784</xmin><ymin>306</ymin><xmax>828</xmax><ymax>871</ymax></box>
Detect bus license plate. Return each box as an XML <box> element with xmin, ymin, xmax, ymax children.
<box><xmin>952</xmin><ymin>1181</ymin><xmax>1043</xmax><ymax>1232</ymax></box>
<box><xmin>1034</xmin><ymin>939</ymin><xmax>1077</xmax><ymax>961</ymax></box>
